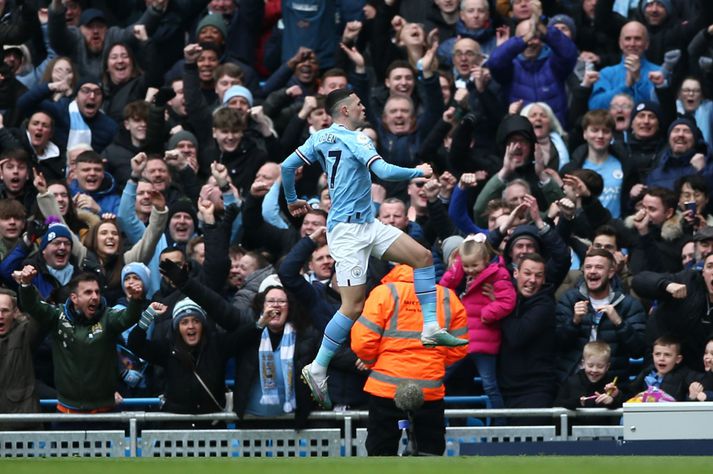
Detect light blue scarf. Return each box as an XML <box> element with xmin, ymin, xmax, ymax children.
<box><xmin>47</xmin><ymin>263</ymin><xmax>74</xmax><ymax>286</ymax></box>
<box><xmin>67</xmin><ymin>100</ymin><xmax>92</xmax><ymax>150</ymax></box>
<box><xmin>258</xmin><ymin>322</ymin><xmax>296</xmax><ymax>413</ymax></box>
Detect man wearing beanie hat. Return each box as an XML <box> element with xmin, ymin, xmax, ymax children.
<box><xmin>622</xmin><ymin>100</ymin><xmax>666</xmax><ymax>180</ymax></box>
<box><xmin>167</xmin><ymin>199</ymin><xmax>198</xmax><ymax>247</ymax></box>
<box><xmin>166</xmin><ymin>130</ymin><xmax>199</xmax><ymax>174</ymax></box>
<box><xmin>223</xmin><ymin>85</ymin><xmax>253</xmax><ymax>110</ymax></box>
<box><xmin>441</xmin><ymin>235</ymin><xmax>464</xmax><ymax>267</ymax></box>
<box><xmin>548</xmin><ymin>14</ymin><xmax>576</xmax><ymax>40</ymax></box>
<box><xmin>490</xmin><ymin>213</ymin><xmax>571</xmax><ymax>288</ymax></box>
<box><xmin>196</xmin><ymin>14</ymin><xmax>228</xmax><ymax>45</ymax></box>
<box><xmin>637</xmin><ymin>0</ymin><xmax>702</xmax><ymax>68</ymax></box>
<box><xmin>486</xmin><ymin>114</ymin><xmax>549</xmax><ymax>210</ymax></box>
<box><xmin>647</xmin><ymin>118</ymin><xmax>713</xmax><ymax>190</ymax></box>
<box><xmin>0</xmin><ymin>221</ymin><xmax>87</xmax><ymax>303</ymax></box>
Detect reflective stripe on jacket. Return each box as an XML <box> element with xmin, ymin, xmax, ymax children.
<box><xmin>351</xmin><ymin>264</ymin><xmax>468</xmax><ymax>401</ymax></box>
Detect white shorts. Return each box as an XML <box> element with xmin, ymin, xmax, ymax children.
<box><xmin>327</xmin><ymin>220</ymin><xmax>402</xmax><ymax>286</ymax></box>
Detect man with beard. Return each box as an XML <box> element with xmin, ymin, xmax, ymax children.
<box><xmin>282</xmin><ymin>89</ymin><xmax>465</xmax><ymax>410</ymax></box>
<box><xmin>555</xmin><ymin>249</ymin><xmax>647</xmax><ymax>382</ymax></box>
<box><xmin>632</xmin><ymin>251</ymin><xmax>713</xmax><ymax>372</ymax></box>
<box><xmin>47</xmin><ymin>1</ymin><xmax>164</xmax><ymax>79</ymax></box>
<box><xmin>646</xmin><ymin>117</ymin><xmax>713</xmax><ymax>191</ymax></box>
<box><xmin>17</xmin><ymin>77</ymin><xmax>118</xmax><ymax>153</ymax></box>
<box><xmin>14</xmin><ymin>266</ymin><xmax>143</xmax><ymax>413</ymax></box>
<box><xmin>628</xmin><ymin>186</ymin><xmax>686</xmax><ymax>273</ymax></box>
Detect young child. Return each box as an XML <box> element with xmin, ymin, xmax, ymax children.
<box><xmin>617</xmin><ymin>336</ymin><xmax>702</xmax><ymax>401</ymax></box>
<box><xmin>439</xmin><ymin>233</ymin><xmax>516</xmax><ymax>419</ymax></box>
<box><xmin>689</xmin><ymin>337</ymin><xmax>713</xmax><ymax>401</ymax></box>
<box><xmin>555</xmin><ymin>341</ymin><xmax>622</xmax><ymax>415</ymax></box>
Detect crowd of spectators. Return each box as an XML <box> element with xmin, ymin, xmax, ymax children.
<box><xmin>2</xmin><ymin>0</ymin><xmax>713</xmax><ymax>430</ymax></box>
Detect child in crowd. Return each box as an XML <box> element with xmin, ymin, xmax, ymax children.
<box><xmin>439</xmin><ymin>233</ymin><xmax>516</xmax><ymax>421</ymax></box>
<box><xmin>555</xmin><ymin>341</ymin><xmax>622</xmax><ymax>415</ymax></box>
<box><xmin>615</xmin><ymin>336</ymin><xmax>702</xmax><ymax>401</ymax></box>
<box><xmin>689</xmin><ymin>337</ymin><xmax>713</xmax><ymax>401</ymax></box>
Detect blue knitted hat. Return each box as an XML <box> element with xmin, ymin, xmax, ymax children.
<box><xmin>172</xmin><ymin>297</ymin><xmax>207</xmax><ymax>329</ymax></box>
<box><xmin>121</xmin><ymin>262</ymin><xmax>151</xmax><ymax>290</ymax></box>
<box><xmin>40</xmin><ymin>223</ymin><xmax>73</xmax><ymax>251</ymax></box>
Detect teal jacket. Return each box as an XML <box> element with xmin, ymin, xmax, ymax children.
<box><xmin>19</xmin><ymin>284</ymin><xmax>140</xmax><ymax>410</ymax></box>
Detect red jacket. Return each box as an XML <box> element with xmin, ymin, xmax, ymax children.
<box><xmin>351</xmin><ymin>265</ymin><xmax>468</xmax><ymax>401</ymax></box>
<box><xmin>439</xmin><ymin>255</ymin><xmax>516</xmax><ymax>355</ymax></box>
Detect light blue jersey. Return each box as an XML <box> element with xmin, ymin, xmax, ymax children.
<box><xmin>283</xmin><ymin>124</ymin><xmax>423</xmax><ymax>231</ymax></box>
<box><xmin>584</xmin><ymin>156</ymin><xmax>623</xmax><ymax>218</ymax></box>
<box><xmin>292</xmin><ymin>125</ymin><xmax>376</xmax><ymax>230</ymax></box>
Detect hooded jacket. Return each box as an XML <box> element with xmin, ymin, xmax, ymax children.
<box><xmin>439</xmin><ymin>255</ymin><xmax>516</xmax><ymax>355</ymax></box>
<box><xmin>490</xmin><ymin>223</ymin><xmax>571</xmax><ymax>289</ymax></box>
<box><xmin>352</xmin><ymin>264</ymin><xmax>468</xmax><ymax>401</ymax></box>
<box><xmin>19</xmin><ymin>284</ymin><xmax>141</xmax><ymax>410</ymax></box>
<box><xmin>555</xmin><ymin>283</ymin><xmax>647</xmax><ymax>381</ymax></box>
<box><xmin>493</xmin><ymin>114</ymin><xmax>549</xmax><ymax>209</ymax></box>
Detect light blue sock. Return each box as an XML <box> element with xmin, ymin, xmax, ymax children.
<box><xmin>413</xmin><ymin>265</ymin><xmax>438</xmax><ymax>326</ymax></box>
<box><xmin>314</xmin><ymin>311</ymin><xmax>354</xmax><ymax>372</ymax></box>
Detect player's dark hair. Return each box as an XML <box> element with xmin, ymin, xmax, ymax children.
<box><xmin>325</xmin><ymin>88</ymin><xmax>354</xmax><ymax>117</ymax></box>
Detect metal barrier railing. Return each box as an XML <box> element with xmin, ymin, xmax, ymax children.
<box><xmin>0</xmin><ymin>408</ymin><xmax>623</xmax><ymax>457</ymax></box>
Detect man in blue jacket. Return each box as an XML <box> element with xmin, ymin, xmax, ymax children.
<box><xmin>588</xmin><ymin>21</ymin><xmax>662</xmax><ymax>111</ymax></box>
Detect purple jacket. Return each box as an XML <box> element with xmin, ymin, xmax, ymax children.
<box><xmin>486</xmin><ymin>26</ymin><xmax>578</xmax><ymax>127</ymax></box>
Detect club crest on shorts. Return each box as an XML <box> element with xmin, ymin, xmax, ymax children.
<box><xmin>351</xmin><ymin>266</ymin><xmax>363</xmax><ymax>278</ymax></box>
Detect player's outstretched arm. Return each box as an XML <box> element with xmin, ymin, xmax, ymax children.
<box><xmin>370</xmin><ymin>159</ymin><xmax>430</xmax><ymax>182</ymax></box>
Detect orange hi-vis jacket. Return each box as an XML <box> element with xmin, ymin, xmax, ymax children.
<box><xmin>351</xmin><ymin>264</ymin><xmax>468</xmax><ymax>401</ymax></box>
